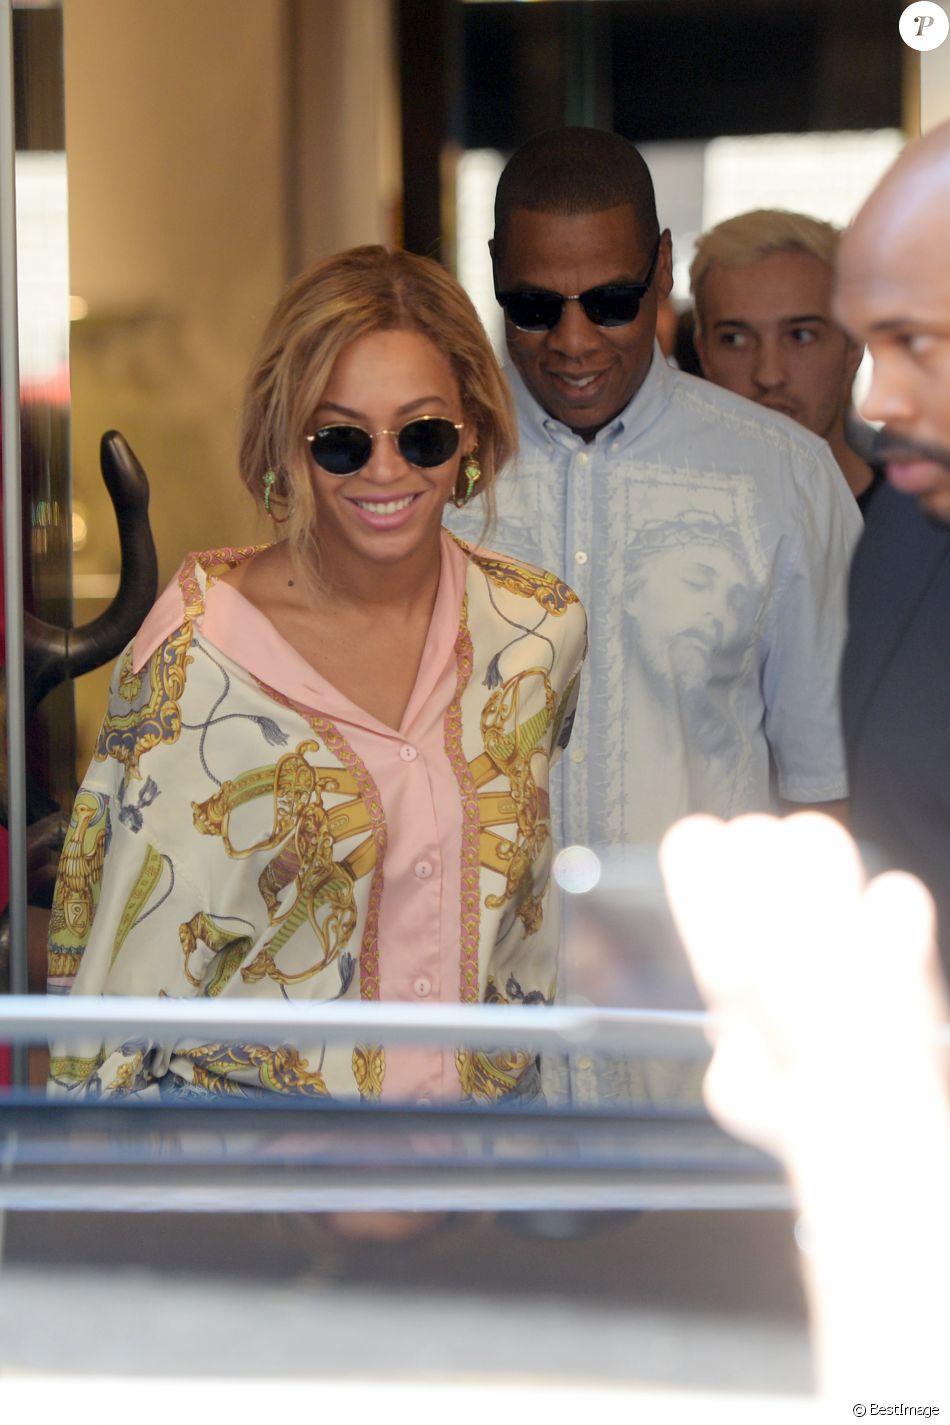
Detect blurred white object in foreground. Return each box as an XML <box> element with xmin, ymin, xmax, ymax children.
<box><xmin>659</xmin><ymin>812</ymin><xmax>950</xmax><ymax>1403</ymax></box>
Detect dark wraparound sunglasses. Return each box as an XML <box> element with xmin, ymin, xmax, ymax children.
<box><xmin>307</xmin><ymin>417</ymin><xmax>464</xmax><ymax>476</ymax></box>
<box><xmin>495</xmin><ymin>235</ymin><xmax>662</xmax><ymax>333</ymax></box>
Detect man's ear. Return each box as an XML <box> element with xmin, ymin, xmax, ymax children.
<box><xmin>656</xmin><ymin>229</ymin><xmax>675</xmax><ymax>303</ymax></box>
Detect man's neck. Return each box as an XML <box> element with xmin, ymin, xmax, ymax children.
<box><xmin>572</xmin><ymin>419</ymin><xmax>609</xmax><ymax>445</ymax></box>
<box><xmin>828</xmin><ymin>426</ymin><xmax>875</xmax><ymax>501</ymax></box>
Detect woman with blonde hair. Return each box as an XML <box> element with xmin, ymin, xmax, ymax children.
<box><xmin>47</xmin><ymin>246</ymin><xmax>587</xmax><ymax>1109</ymax></box>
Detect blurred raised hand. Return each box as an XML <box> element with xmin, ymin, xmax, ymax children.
<box><xmin>659</xmin><ymin>812</ymin><xmax>950</xmax><ymax>1400</ymax></box>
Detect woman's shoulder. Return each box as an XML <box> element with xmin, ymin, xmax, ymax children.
<box><xmin>131</xmin><ymin>543</ymin><xmax>269</xmax><ymax>672</ymax></box>
<box><xmin>451</xmin><ymin>533</ymin><xmax>584</xmax><ymax>622</ymax></box>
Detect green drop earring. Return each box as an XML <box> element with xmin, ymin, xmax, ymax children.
<box><xmin>452</xmin><ymin>452</ymin><xmax>482</xmax><ymax>509</ymax></box>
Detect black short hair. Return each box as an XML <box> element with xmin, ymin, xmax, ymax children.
<box><xmin>494</xmin><ymin>127</ymin><xmax>660</xmax><ymax>255</ymax></box>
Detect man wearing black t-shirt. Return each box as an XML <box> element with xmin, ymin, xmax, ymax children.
<box><xmin>835</xmin><ymin>119</ymin><xmax>950</xmax><ymax>982</ymax></box>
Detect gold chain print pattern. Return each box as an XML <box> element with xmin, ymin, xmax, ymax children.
<box><xmin>47</xmin><ymin>791</ymin><xmax>109</xmax><ymax>982</ymax></box>
<box><xmin>477</xmin><ymin>667</ymin><xmax>556</xmax><ymax>933</ymax></box>
<box><xmin>190</xmin><ymin>738</ymin><xmax>373</xmax><ymax>988</ymax></box>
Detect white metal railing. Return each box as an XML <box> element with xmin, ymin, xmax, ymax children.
<box><xmin>2</xmin><ymin>996</ymin><xmax>949</xmax><ymax>1054</ymax></box>
<box><xmin>0</xmin><ymin>995</ymin><xmax>713</xmax><ymax>1057</ymax></box>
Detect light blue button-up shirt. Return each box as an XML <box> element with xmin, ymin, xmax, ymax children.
<box><xmin>448</xmin><ymin>347</ymin><xmax>862</xmax><ymax>853</ymax></box>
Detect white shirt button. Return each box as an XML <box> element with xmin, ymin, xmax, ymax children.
<box><xmin>399</xmin><ymin>744</ymin><xmax>418</xmax><ymax>762</ymax></box>
<box><xmin>413</xmin><ymin>976</ymin><xmax>432</xmax><ymax>998</ymax></box>
<box><xmin>574</xmin><ymin>550</ymin><xmax>588</xmax><ymax>565</ymax></box>
<box><xmin>414</xmin><ymin>859</ymin><xmax>434</xmax><ymax>879</ymax></box>
<box><xmin>576</xmin><ymin>452</ymin><xmax>590</xmax><ymax>466</ymax></box>
<box><xmin>570</xmin><ymin>748</ymin><xmax>586</xmax><ymax>764</ymax></box>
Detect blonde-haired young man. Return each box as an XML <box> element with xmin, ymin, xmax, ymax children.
<box><xmin>691</xmin><ymin>210</ymin><xmax>881</xmax><ymax>513</ymax></box>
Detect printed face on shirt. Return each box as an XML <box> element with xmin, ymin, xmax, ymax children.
<box><xmin>493</xmin><ymin>204</ymin><xmax>673</xmax><ymax>440</ymax></box>
<box><xmin>835</xmin><ymin>204</ymin><xmax>950</xmax><ymax>522</ymax></box>
<box><xmin>625</xmin><ymin>543</ymin><xmax>753</xmax><ymax>693</ymax></box>
<box><xmin>696</xmin><ymin>249</ymin><xmax>862</xmax><ymax>443</ymax></box>
<box><xmin>307</xmin><ymin>328</ymin><xmax>475</xmax><ymax>566</ymax></box>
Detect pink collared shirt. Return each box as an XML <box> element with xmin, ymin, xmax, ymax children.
<box><xmin>192</xmin><ymin>534</ymin><xmax>467</xmax><ymax>1103</ymax></box>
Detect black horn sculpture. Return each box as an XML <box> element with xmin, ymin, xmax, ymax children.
<box><xmin>24</xmin><ymin>430</ymin><xmax>158</xmax><ymax>716</ymax></box>
<box><xmin>0</xmin><ymin>431</ymin><xmax>158</xmax><ymax>991</ymax></box>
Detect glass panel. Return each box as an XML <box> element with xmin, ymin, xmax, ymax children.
<box><xmin>0</xmin><ymin>13</ymin><xmax>938</xmax><ymax>1411</ymax></box>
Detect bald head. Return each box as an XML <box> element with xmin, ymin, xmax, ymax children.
<box><xmin>834</xmin><ymin>121</ymin><xmax>950</xmax><ymax>521</ymax></box>
<box><xmin>849</xmin><ymin>119</ymin><xmax>950</xmax><ymax>243</ymax></box>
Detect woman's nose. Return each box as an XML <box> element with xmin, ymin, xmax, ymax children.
<box><xmin>364</xmin><ymin>430</ymin><xmax>410</xmax><ymax>482</ymax></box>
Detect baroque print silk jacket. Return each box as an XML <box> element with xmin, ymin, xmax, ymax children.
<box><xmin>47</xmin><ymin>532</ymin><xmax>587</xmax><ymax>1104</ymax></box>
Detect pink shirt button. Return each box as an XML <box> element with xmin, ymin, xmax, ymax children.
<box><xmin>413</xmin><ymin>976</ymin><xmax>432</xmax><ymax>998</ymax></box>
<box><xmin>399</xmin><ymin>743</ymin><xmax>418</xmax><ymax>762</ymax></box>
<box><xmin>414</xmin><ymin>859</ymin><xmax>433</xmax><ymax>879</ymax></box>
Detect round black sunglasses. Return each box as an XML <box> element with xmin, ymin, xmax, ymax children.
<box><xmin>495</xmin><ymin>235</ymin><xmax>662</xmax><ymax>333</ymax></box>
<box><xmin>307</xmin><ymin>417</ymin><xmax>464</xmax><ymax>476</ymax></box>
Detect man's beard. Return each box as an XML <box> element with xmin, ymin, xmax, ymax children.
<box><xmin>872</xmin><ymin>428</ymin><xmax>950</xmax><ymax>474</ymax></box>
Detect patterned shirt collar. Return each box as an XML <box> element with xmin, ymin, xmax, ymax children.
<box><xmin>131</xmin><ymin>533</ymin><xmax>468</xmax><ymax>741</ymax></box>
<box><xmin>506</xmin><ymin>340</ymin><xmax>674</xmax><ymax>459</ymax></box>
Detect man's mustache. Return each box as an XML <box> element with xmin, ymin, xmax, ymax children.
<box><xmin>871</xmin><ymin>428</ymin><xmax>950</xmax><ymax>473</ymax></box>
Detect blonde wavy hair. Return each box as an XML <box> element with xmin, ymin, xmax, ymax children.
<box><xmin>690</xmin><ymin>209</ymin><xmax>841</xmax><ymax>336</ymax></box>
<box><xmin>239</xmin><ymin>245</ymin><xmax>515</xmax><ymax>568</ymax></box>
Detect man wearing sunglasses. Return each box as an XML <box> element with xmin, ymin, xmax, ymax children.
<box><xmin>449</xmin><ymin>127</ymin><xmax>861</xmax><ymax>854</ymax></box>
